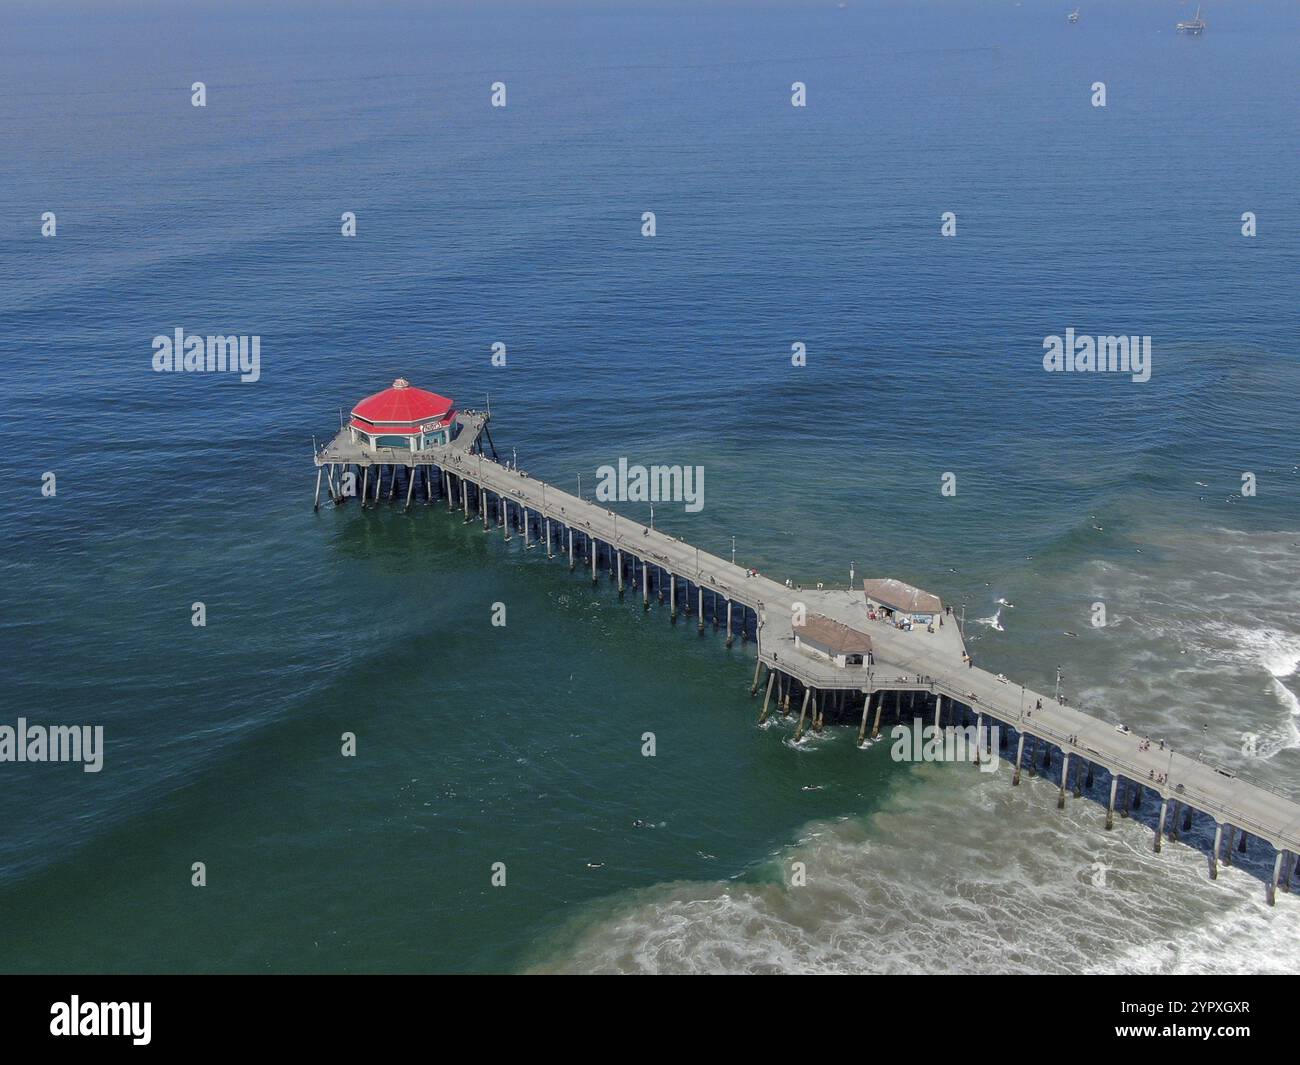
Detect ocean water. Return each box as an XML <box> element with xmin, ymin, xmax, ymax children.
<box><xmin>1</xmin><ymin>0</ymin><xmax>1297</xmax><ymax>973</ymax></box>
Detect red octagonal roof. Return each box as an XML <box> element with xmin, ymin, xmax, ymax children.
<box><xmin>351</xmin><ymin>378</ymin><xmax>454</xmax><ymax>426</ymax></box>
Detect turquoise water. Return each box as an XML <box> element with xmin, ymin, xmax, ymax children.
<box><xmin>1</xmin><ymin>0</ymin><xmax>1298</xmax><ymax>973</ymax></box>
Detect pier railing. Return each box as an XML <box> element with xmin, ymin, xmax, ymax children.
<box><xmin>921</xmin><ymin>678</ymin><xmax>1300</xmax><ymax>850</ymax></box>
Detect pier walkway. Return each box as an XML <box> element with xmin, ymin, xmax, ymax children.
<box><xmin>315</xmin><ymin>412</ymin><xmax>1300</xmax><ymax>902</ymax></box>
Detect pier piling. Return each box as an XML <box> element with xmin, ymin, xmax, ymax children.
<box><xmin>759</xmin><ymin>672</ymin><xmax>775</xmax><ymax>724</ymax></box>
<box><xmin>794</xmin><ymin>689</ymin><xmax>811</xmax><ymax>742</ymax></box>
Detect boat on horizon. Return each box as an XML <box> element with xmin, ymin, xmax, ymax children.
<box><xmin>1177</xmin><ymin>5</ymin><xmax>1207</xmax><ymax>35</ymax></box>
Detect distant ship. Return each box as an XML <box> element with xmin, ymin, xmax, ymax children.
<box><xmin>1176</xmin><ymin>5</ymin><xmax>1207</xmax><ymax>35</ymax></box>
<box><xmin>1068</xmin><ymin>8</ymin><xmax>1079</xmax><ymax>23</ymax></box>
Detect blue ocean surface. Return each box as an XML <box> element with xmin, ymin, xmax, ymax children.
<box><xmin>1</xmin><ymin>0</ymin><xmax>1297</xmax><ymax>973</ymax></box>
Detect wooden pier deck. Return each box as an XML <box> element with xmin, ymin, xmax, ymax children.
<box><xmin>316</xmin><ymin>412</ymin><xmax>1300</xmax><ymax>901</ymax></box>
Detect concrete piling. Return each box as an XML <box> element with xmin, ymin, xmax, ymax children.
<box><xmin>759</xmin><ymin>672</ymin><xmax>775</xmax><ymax>724</ymax></box>
<box><xmin>794</xmin><ymin>689</ymin><xmax>811</xmax><ymax>742</ymax></box>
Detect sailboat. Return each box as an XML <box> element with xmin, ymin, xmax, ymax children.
<box><xmin>1176</xmin><ymin>5</ymin><xmax>1207</xmax><ymax>35</ymax></box>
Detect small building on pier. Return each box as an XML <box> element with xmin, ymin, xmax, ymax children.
<box><xmin>794</xmin><ymin>614</ymin><xmax>873</xmax><ymax>668</ymax></box>
<box><xmin>862</xmin><ymin>578</ymin><xmax>943</xmax><ymax>629</ymax></box>
<box><xmin>349</xmin><ymin>378</ymin><xmax>456</xmax><ymax>451</ymax></box>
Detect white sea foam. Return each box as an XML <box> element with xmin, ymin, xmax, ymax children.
<box><xmin>532</xmin><ymin>765</ymin><xmax>1295</xmax><ymax>975</ymax></box>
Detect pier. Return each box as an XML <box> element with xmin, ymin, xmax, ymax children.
<box><xmin>316</xmin><ymin>406</ymin><xmax>1300</xmax><ymax>905</ymax></box>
